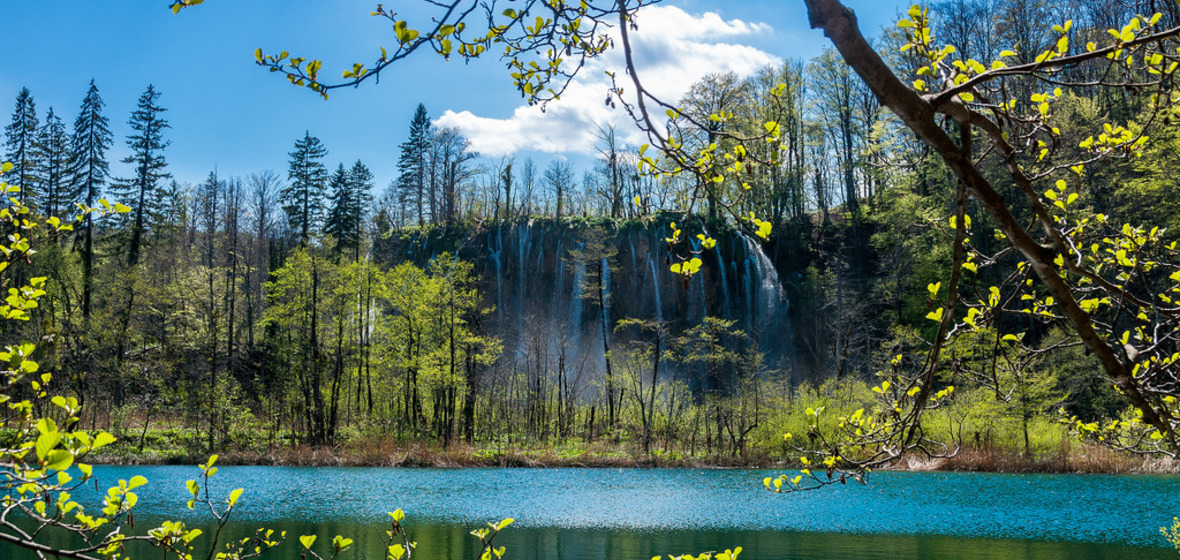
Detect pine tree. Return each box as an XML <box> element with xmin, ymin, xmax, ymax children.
<box><xmin>4</xmin><ymin>87</ymin><xmax>40</xmax><ymax>204</ymax></box>
<box><xmin>284</xmin><ymin>132</ymin><xmax>328</xmax><ymax>245</ymax></box>
<box><xmin>324</xmin><ymin>160</ymin><xmax>374</xmax><ymax>259</ymax></box>
<box><xmin>347</xmin><ymin>160</ymin><xmax>374</xmax><ymax>258</ymax></box>
<box><xmin>34</xmin><ymin>107</ymin><xmax>71</xmax><ymax>217</ymax></box>
<box><xmin>114</xmin><ymin>84</ymin><xmax>171</xmax><ymax>267</ymax></box>
<box><xmin>395</xmin><ymin>104</ymin><xmax>432</xmax><ymax>226</ymax></box>
<box><xmin>154</xmin><ymin>179</ymin><xmax>188</xmax><ymax>237</ymax></box>
<box><xmin>324</xmin><ymin>163</ymin><xmax>350</xmax><ymax>248</ymax></box>
<box><xmin>69</xmin><ymin>79</ymin><xmax>112</xmax><ymax>321</ymax></box>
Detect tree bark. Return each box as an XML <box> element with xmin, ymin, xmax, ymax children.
<box><xmin>803</xmin><ymin>0</ymin><xmax>1174</xmax><ymax>439</ymax></box>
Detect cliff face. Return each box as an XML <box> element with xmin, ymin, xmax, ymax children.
<box><xmin>376</xmin><ymin>219</ymin><xmax>796</xmax><ymax>389</ymax></box>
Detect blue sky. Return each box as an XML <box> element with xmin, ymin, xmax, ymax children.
<box><xmin>2</xmin><ymin>1</ymin><xmax>905</xmax><ymax>191</ymax></box>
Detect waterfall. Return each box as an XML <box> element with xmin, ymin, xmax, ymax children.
<box><xmin>627</xmin><ymin>229</ymin><xmax>638</xmax><ymax>293</ymax></box>
<box><xmin>714</xmin><ymin>236</ymin><xmax>730</xmax><ymax>319</ymax></box>
<box><xmin>741</xmin><ymin>234</ymin><xmax>792</xmax><ymax>369</ymax></box>
<box><xmin>489</xmin><ymin>225</ymin><xmax>504</xmax><ymax>322</ymax></box>
<box><xmin>517</xmin><ymin>222</ymin><xmax>532</xmax><ymax>332</ymax></box>
<box><xmin>569</xmin><ymin>248</ymin><xmax>586</xmax><ymax>350</ymax></box>
<box><xmin>742</xmin><ymin>240</ymin><xmax>755</xmax><ymax>334</ymax></box>
<box><xmin>689</xmin><ymin>237</ymin><xmax>707</xmax><ymax>322</ymax></box>
<box><xmin>553</xmin><ymin>233</ymin><xmax>565</xmax><ymax>315</ymax></box>
<box><xmin>535</xmin><ymin>224</ymin><xmax>545</xmax><ymax>271</ymax></box>
<box><xmin>648</xmin><ymin>257</ymin><xmax>664</xmax><ymax>323</ymax></box>
<box><xmin>601</xmin><ymin>256</ymin><xmax>612</xmax><ymax>330</ymax></box>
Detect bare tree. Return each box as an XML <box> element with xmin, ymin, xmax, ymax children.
<box><xmin>543</xmin><ymin>159</ymin><xmax>574</xmax><ymax>220</ymax></box>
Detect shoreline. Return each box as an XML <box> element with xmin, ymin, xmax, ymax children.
<box><xmin>89</xmin><ymin>443</ymin><xmax>1180</xmax><ymax>475</ymax></box>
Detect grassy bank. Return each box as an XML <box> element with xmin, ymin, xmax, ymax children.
<box><xmin>90</xmin><ymin>427</ymin><xmax>1179</xmax><ymax>474</ymax></box>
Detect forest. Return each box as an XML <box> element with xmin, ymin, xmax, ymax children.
<box><xmin>9</xmin><ymin>0</ymin><xmax>1180</xmax><ymax>559</ymax></box>
<box><xmin>2</xmin><ymin>0</ymin><xmax>1180</xmax><ymax>476</ymax></box>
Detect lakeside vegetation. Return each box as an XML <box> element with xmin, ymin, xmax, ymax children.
<box><xmin>7</xmin><ymin>7</ymin><xmax>1180</xmax><ymax>472</ymax></box>
<box><xmin>6</xmin><ymin>0</ymin><xmax>1180</xmax><ymax>559</ymax></box>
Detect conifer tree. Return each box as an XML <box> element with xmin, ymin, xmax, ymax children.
<box><xmin>395</xmin><ymin>104</ymin><xmax>432</xmax><ymax>226</ymax></box>
<box><xmin>284</xmin><ymin>132</ymin><xmax>328</xmax><ymax>245</ymax></box>
<box><xmin>325</xmin><ymin>160</ymin><xmax>374</xmax><ymax>259</ymax></box>
<box><xmin>34</xmin><ymin>107</ymin><xmax>71</xmax><ymax>217</ymax></box>
<box><xmin>69</xmin><ymin>79</ymin><xmax>112</xmax><ymax>321</ymax></box>
<box><xmin>347</xmin><ymin>160</ymin><xmax>374</xmax><ymax>254</ymax></box>
<box><xmin>4</xmin><ymin>87</ymin><xmax>39</xmax><ymax>204</ymax></box>
<box><xmin>114</xmin><ymin>84</ymin><xmax>171</xmax><ymax>267</ymax></box>
<box><xmin>324</xmin><ymin>163</ymin><xmax>350</xmax><ymax>248</ymax></box>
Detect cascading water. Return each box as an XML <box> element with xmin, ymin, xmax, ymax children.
<box><xmin>517</xmin><ymin>222</ymin><xmax>532</xmax><ymax>333</ymax></box>
<box><xmin>742</xmin><ymin>240</ymin><xmax>755</xmax><ymax>334</ymax></box>
<box><xmin>601</xmin><ymin>256</ymin><xmax>612</xmax><ymax>330</ymax></box>
<box><xmin>689</xmin><ymin>237</ymin><xmax>707</xmax><ymax>322</ymax></box>
<box><xmin>627</xmin><ymin>229</ymin><xmax>639</xmax><ymax>293</ymax></box>
<box><xmin>714</xmin><ymin>236</ymin><xmax>731</xmax><ymax>319</ymax></box>
<box><xmin>406</xmin><ymin>223</ymin><xmax>795</xmax><ymax>398</ymax></box>
<box><xmin>489</xmin><ymin>225</ymin><xmax>504</xmax><ymax>322</ymax></box>
<box><xmin>648</xmin><ymin>257</ymin><xmax>664</xmax><ymax>323</ymax></box>
<box><xmin>569</xmin><ymin>242</ymin><xmax>586</xmax><ymax>350</ymax></box>
<box><xmin>740</xmin><ymin>234</ymin><xmax>792</xmax><ymax>370</ymax></box>
<box><xmin>552</xmin><ymin>233</ymin><xmax>565</xmax><ymax>319</ymax></box>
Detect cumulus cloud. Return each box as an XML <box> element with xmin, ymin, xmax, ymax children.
<box><xmin>434</xmin><ymin>5</ymin><xmax>780</xmax><ymax>157</ymax></box>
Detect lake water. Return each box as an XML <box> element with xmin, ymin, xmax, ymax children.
<box><xmin>2</xmin><ymin>466</ymin><xmax>1177</xmax><ymax>559</ymax></box>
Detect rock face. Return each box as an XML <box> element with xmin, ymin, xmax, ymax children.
<box><xmin>376</xmin><ymin>219</ymin><xmax>796</xmax><ymax>392</ymax></box>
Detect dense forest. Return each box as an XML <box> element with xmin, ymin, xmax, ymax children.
<box><xmin>3</xmin><ymin>0</ymin><xmax>1180</xmax><ymax>469</ymax></box>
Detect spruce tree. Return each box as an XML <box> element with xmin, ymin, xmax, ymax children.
<box><xmin>34</xmin><ymin>107</ymin><xmax>71</xmax><ymax>217</ymax></box>
<box><xmin>324</xmin><ymin>160</ymin><xmax>373</xmax><ymax>259</ymax></box>
<box><xmin>346</xmin><ymin>160</ymin><xmax>374</xmax><ymax>258</ymax></box>
<box><xmin>69</xmin><ymin>79</ymin><xmax>112</xmax><ymax>321</ymax></box>
<box><xmin>284</xmin><ymin>132</ymin><xmax>328</xmax><ymax>245</ymax></box>
<box><xmin>395</xmin><ymin>104</ymin><xmax>432</xmax><ymax>226</ymax></box>
<box><xmin>114</xmin><ymin>84</ymin><xmax>171</xmax><ymax>267</ymax></box>
<box><xmin>4</xmin><ymin>87</ymin><xmax>40</xmax><ymax>204</ymax></box>
<box><xmin>324</xmin><ymin>163</ymin><xmax>350</xmax><ymax>248</ymax></box>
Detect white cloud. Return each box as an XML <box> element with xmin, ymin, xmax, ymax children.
<box><xmin>434</xmin><ymin>5</ymin><xmax>780</xmax><ymax>157</ymax></box>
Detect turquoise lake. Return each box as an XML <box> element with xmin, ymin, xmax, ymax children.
<box><xmin>2</xmin><ymin>466</ymin><xmax>1178</xmax><ymax>559</ymax></box>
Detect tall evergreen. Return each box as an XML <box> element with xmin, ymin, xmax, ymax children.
<box><xmin>4</xmin><ymin>87</ymin><xmax>40</xmax><ymax>204</ymax></box>
<box><xmin>325</xmin><ymin>160</ymin><xmax>374</xmax><ymax>259</ymax></box>
<box><xmin>324</xmin><ymin>163</ymin><xmax>350</xmax><ymax>249</ymax></box>
<box><xmin>284</xmin><ymin>132</ymin><xmax>328</xmax><ymax>245</ymax></box>
<box><xmin>395</xmin><ymin>104</ymin><xmax>432</xmax><ymax>226</ymax></box>
<box><xmin>69</xmin><ymin>79</ymin><xmax>112</xmax><ymax>321</ymax></box>
<box><xmin>34</xmin><ymin>108</ymin><xmax>71</xmax><ymax>218</ymax></box>
<box><xmin>114</xmin><ymin>84</ymin><xmax>171</xmax><ymax>267</ymax></box>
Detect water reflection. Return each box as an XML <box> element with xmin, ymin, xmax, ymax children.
<box><xmin>1</xmin><ymin>466</ymin><xmax>1175</xmax><ymax>559</ymax></box>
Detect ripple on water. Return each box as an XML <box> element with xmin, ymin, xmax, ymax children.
<box><xmin>73</xmin><ymin>466</ymin><xmax>1180</xmax><ymax>547</ymax></box>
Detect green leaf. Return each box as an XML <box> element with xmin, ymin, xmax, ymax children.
<box><xmin>333</xmin><ymin>535</ymin><xmax>354</xmax><ymax>552</ymax></box>
<box><xmin>46</xmin><ymin>449</ymin><xmax>74</xmax><ymax>471</ymax></box>
<box><xmin>299</xmin><ymin>535</ymin><xmax>317</xmax><ymax>549</ymax></box>
<box><xmin>93</xmin><ymin>432</ymin><xmax>116</xmax><ymax>448</ymax></box>
<box><xmin>35</xmin><ymin>427</ymin><xmax>61</xmax><ymax>461</ymax></box>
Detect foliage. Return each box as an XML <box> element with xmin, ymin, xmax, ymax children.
<box><xmin>4</xmin><ymin>87</ymin><xmax>39</xmax><ymax>203</ymax></box>
<box><xmin>112</xmin><ymin>84</ymin><xmax>171</xmax><ymax>267</ymax></box>
<box><xmin>284</xmin><ymin>131</ymin><xmax>329</xmax><ymax>244</ymax></box>
<box><xmin>0</xmin><ymin>157</ymin><xmax>548</xmax><ymax>560</ymax></box>
<box><xmin>1163</xmin><ymin>517</ymin><xmax>1180</xmax><ymax>553</ymax></box>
